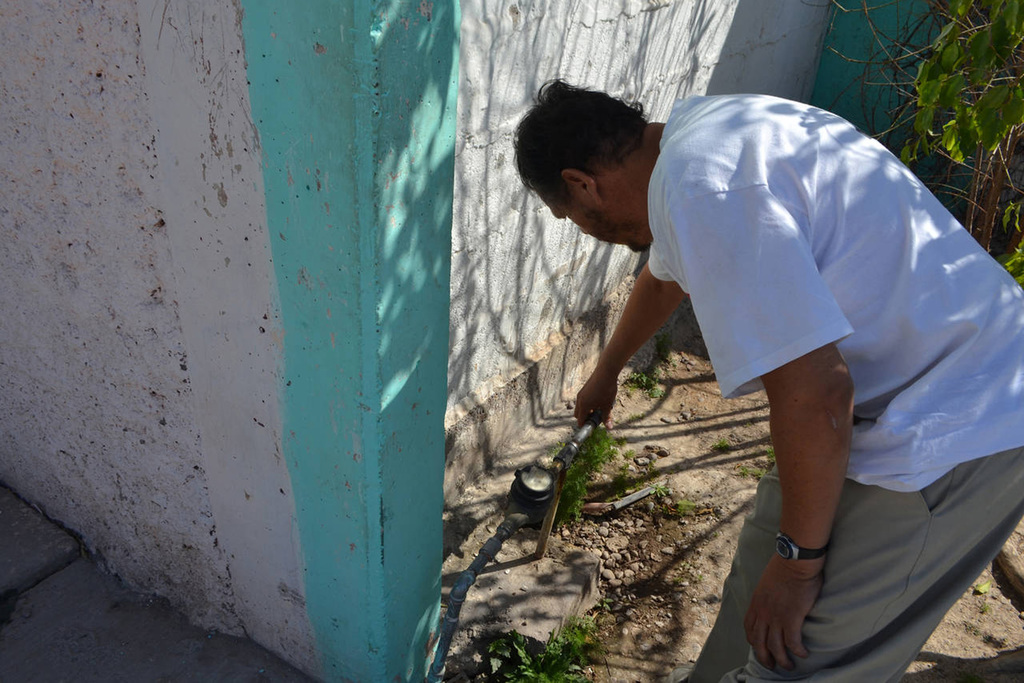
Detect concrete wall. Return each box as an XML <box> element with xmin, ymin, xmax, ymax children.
<box><xmin>445</xmin><ymin>0</ymin><xmax>833</xmax><ymax>496</ymax></box>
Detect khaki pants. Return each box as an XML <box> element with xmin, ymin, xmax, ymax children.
<box><xmin>690</xmin><ymin>445</ymin><xmax>1024</xmax><ymax>683</ymax></box>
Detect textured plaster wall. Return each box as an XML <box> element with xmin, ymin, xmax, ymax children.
<box><xmin>446</xmin><ymin>0</ymin><xmax>832</xmax><ymax>476</ymax></box>
<box><xmin>0</xmin><ymin>0</ymin><xmax>312</xmax><ymax>671</ymax></box>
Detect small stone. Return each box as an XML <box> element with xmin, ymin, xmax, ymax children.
<box><xmin>635</xmin><ymin>457</ymin><xmax>651</xmax><ymax>467</ymax></box>
<box><xmin>609</xmin><ymin>579</ymin><xmax>623</xmax><ymax>587</ymax></box>
<box><xmin>660</xmin><ymin>417</ymin><xmax>673</xmax><ymax>424</ymax></box>
<box><xmin>598</xmin><ymin>526</ymin><xmax>610</xmax><ymax>538</ymax></box>
<box><xmin>601</xmin><ymin>569</ymin><xmax>615</xmax><ymax>581</ymax></box>
<box><xmin>661</xmin><ymin>547</ymin><xmax>675</xmax><ymax>556</ymax></box>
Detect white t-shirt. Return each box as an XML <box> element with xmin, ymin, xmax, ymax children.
<box><xmin>647</xmin><ymin>94</ymin><xmax>1024</xmax><ymax>492</ymax></box>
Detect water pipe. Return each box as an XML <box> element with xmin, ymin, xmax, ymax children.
<box><xmin>533</xmin><ymin>411</ymin><xmax>602</xmax><ymax>559</ymax></box>
<box><xmin>425</xmin><ymin>412</ymin><xmax>602</xmax><ymax>682</ymax></box>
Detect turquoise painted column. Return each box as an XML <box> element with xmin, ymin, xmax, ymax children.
<box><xmin>239</xmin><ymin>2</ymin><xmax>458</xmax><ymax>681</ymax></box>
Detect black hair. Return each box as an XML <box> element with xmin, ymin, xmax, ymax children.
<box><xmin>514</xmin><ymin>80</ymin><xmax>647</xmax><ymax>203</ymax></box>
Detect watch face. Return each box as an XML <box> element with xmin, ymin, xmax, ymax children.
<box><xmin>776</xmin><ymin>536</ymin><xmax>794</xmax><ymax>559</ymax></box>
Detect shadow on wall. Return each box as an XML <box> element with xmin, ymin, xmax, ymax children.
<box><xmin>445</xmin><ymin>0</ymin><xmax>830</xmax><ymax>500</ymax></box>
<box><xmin>448</xmin><ymin>0</ymin><xmax>729</xmax><ymax>436</ymax></box>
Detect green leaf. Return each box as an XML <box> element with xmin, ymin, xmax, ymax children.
<box><xmin>950</xmin><ymin>0</ymin><xmax>974</xmax><ymax>17</ymax></box>
<box><xmin>918</xmin><ymin>74</ymin><xmax>942</xmax><ymax>107</ymax></box>
<box><xmin>942</xmin><ymin>120</ymin><xmax>966</xmax><ymax>162</ymax></box>
<box><xmin>990</xmin><ymin>15</ymin><xmax>1018</xmax><ymax>59</ymax></box>
<box><xmin>939</xmin><ymin>74</ymin><xmax>967</xmax><ymax>108</ymax></box>
<box><xmin>1003</xmin><ymin>202</ymin><xmax>1022</xmax><ymax>232</ymax></box>
<box><xmin>978</xmin><ymin>107</ymin><xmax>1006</xmax><ymax>150</ymax></box>
<box><xmin>967</xmin><ymin>30</ymin><xmax>998</xmax><ymax>79</ymax></box>
<box><xmin>1010</xmin><ymin>94</ymin><xmax>1024</xmax><ymax>128</ymax></box>
<box><xmin>974</xmin><ymin>580</ymin><xmax>992</xmax><ymax>595</ymax></box>
<box><xmin>940</xmin><ymin>41</ymin><xmax>964</xmax><ymax>71</ymax></box>
<box><xmin>914</xmin><ymin>107</ymin><xmax>936</xmax><ymax>135</ymax></box>
<box><xmin>1006</xmin><ymin>0</ymin><xmax>1021</xmax><ymax>32</ymax></box>
<box><xmin>901</xmin><ymin>141</ymin><xmax>917</xmax><ymax>165</ymax></box>
<box><xmin>934</xmin><ymin>21</ymin><xmax>961</xmax><ymax>49</ymax></box>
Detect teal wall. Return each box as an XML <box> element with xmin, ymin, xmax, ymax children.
<box><xmin>238</xmin><ymin>2</ymin><xmax>459</xmax><ymax>680</ymax></box>
<box><xmin>811</xmin><ymin>0</ymin><xmax>934</xmax><ymax>137</ymax></box>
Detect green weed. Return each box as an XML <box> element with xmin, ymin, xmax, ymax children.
<box><xmin>655</xmin><ymin>332</ymin><xmax>674</xmax><ymax>365</ymax></box>
<box><xmin>624</xmin><ymin>370</ymin><xmax>663</xmax><ymax>399</ymax></box>
<box><xmin>611</xmin><ymin>464</ymin><xmax>632</xmax><ymax>499</ymax></box>
<box><xmin>736</xmin><ymin>464</ymin><xmax>769</xmax><ymax>479</ymax></box>
<box><xmin>554</xmin><ymin>427</ymin><xmax>620</xmax><ymax>526</ymax></box>
<box><xmin>671</xmin><ymin>499</ymin><xmax>697</xmax><ymax>517</ymax></box>
<box><xmin>488</xmin><ymin>616</ymin><xmax>601</xmax><ymax>682</ymax></box>
<box><xmin>711</xmin><ymin>439</ymin><xmax>732</xmax><ymax>452</ymax></box>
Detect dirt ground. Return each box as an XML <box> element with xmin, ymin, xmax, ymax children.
<box><xmin>443</xmin><ymin>308</ymin><xmax>1024</xmax><ymax>682</ymax></box>
<box><xmin>553</xmin><ymin>323</ymin><xmax>1024</xmax><ymax>683</ymax></box>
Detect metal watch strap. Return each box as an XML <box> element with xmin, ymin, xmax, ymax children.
<box><xmin>775</xmin><ymin>531</ymin><xmax>828</xmax><ymax>560</ymax></box>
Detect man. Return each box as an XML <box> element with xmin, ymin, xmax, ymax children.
<box><xmin>514</xmin><ymin>80</ymin><xmax>1024</xmax><ymax>682</ymax></box>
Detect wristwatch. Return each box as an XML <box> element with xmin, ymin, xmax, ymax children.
<box><xmin>775</xmin><ymin>532</ymin><xmax>828</xmax><ymax>560</ymax></box>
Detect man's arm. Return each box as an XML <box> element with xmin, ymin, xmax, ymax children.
<box><xmin>574</xmin><ymin>263</ymin><xmax>686</xmax><ymax>426</ymax></box>
<box><xmin>743</xmin><ymin>342</ymin><xmax>854</xmax><ymax>671</ymax></box>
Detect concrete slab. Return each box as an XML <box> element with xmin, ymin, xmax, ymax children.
<box><xmin>440</xmin><ymin>523</ymin><xmax>601</xmax><ymax>678</ymax></box>
<box><xmin>0</xmin><ymin>486</ymin><xmax>79</xmax><ymax>595</ymax></box>
<box><xmin>0</xmin><ymin>559</ymin><xmax>312</xmax><ymax>682</ymax></box>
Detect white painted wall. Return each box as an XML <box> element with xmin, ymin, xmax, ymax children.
<box><xmin>0</xmin><ymin>0</ymin><xmax>314</xmax><ymax>673</ymax></box>
<box><xmin>448</xmin><ymin>0</ymin><xmax>832</xmax><ymax>424</ymax></box>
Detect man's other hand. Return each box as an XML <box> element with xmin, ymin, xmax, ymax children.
<box><xmin>743</xmin><ymin>554</ymin><xmax>824</xmax><ymax>671</ymax></box>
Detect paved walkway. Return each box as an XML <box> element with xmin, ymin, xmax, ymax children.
<box><xmin>0</xmin><ymin>485</ymin><xmax>313</xmax><ymax>682</ymax></box>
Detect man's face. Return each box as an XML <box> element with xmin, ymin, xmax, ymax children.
<box><xmin>546</xmin><ymin>198</ymin><xmax>652</xmax><ymax>253</ymax></box>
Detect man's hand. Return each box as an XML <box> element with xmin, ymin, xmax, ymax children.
<box><xmin>574</xmin><ymin>365</ymin><xmax>619</xmax><ymax>427</ymax></box>
<box><xmin>743</xmin><ymin>554</ymin><xmax>824</xmax><ymax>671</ymax></box>
<box><xmin>572</xmin><ymin>264</ymin><xmax>686</xmax><ymax>427</ymax></box>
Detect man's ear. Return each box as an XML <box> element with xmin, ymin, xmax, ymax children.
<box><xmin>561</xmin><ymin>168</ymin><xmax>600</xmax><ymax>205</ymax></box>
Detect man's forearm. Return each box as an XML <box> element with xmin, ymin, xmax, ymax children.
<box><xmin>595</xmin><ymin>263</ymin><xmax>686</xmax><ymax>376</ymax></box>
<box><xmin>762</xmin><ymin>344</ymin><xmax>854</xmax><ymax>553</ymax></box>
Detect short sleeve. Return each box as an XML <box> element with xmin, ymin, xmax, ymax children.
<box><xmin>646</xmin><ymin>245</ymin><xmax>675</xmax><ymax>282</ymax></box>
<box><xmin>669</xmin><ymin>184</ymin><xmax>853</xmax><ymax>397</ymax></box>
